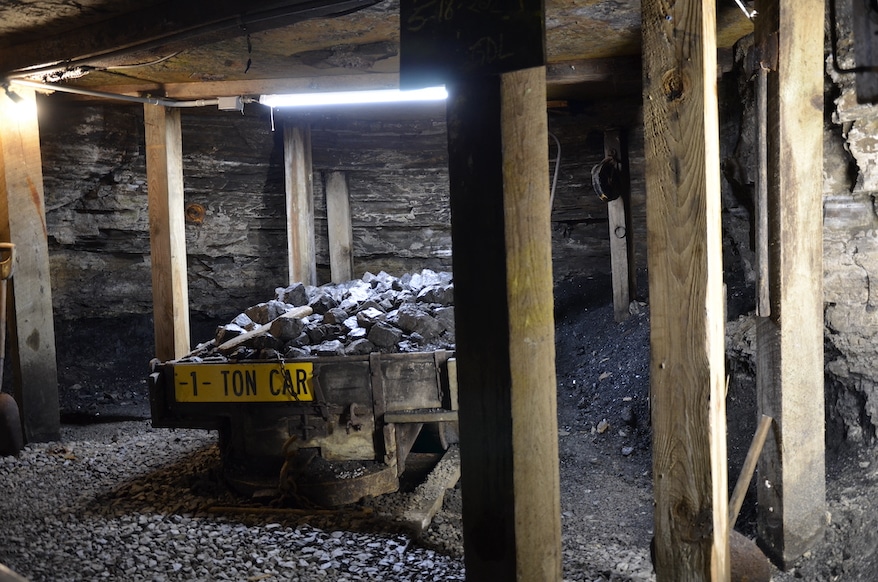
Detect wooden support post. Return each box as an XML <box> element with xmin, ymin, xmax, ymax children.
<box><xmin>604</xmin><ymin>129</ymin><xmax>635</xmax><ymax>322</ymax></box>
<box><xmin>641</xmin><ymin>0</ymin><xmax>729</xmax><ymax>579</ymax></box>
<box><xmin>0</xmin><ymin>87</ymin><xmax>60</xmax><ymax>443</ymax></box>
<box><xmin>144</xmin><ymin>104</ymin><xmax>190</xmax><ymax>362</ymax></box>
<box><xmin>283</xmin><ymin>123</ymin><xmax>316</xmax><ymax>286</ymax></box>
<box><xmin>754</xmin><ymin>0</ymin><xmax>826</xmax><ymax>567</ymax></box>
<box><xmin>447</xmin><ymin>67</ymin><xmax>561</xmax><ymax>581</ymax></box>
<box><xmin>325</xmin><ymin>171</ymin><xmax>354</xmax><ymax>283</ymax></box>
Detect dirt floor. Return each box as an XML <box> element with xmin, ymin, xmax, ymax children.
<box><xmin>47</xmin><ymin>272</ymin><xmax>878</xmax><ymax>580</ymax></box>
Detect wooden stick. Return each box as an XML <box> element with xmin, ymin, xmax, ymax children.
<box><xmin>755</xmin><ymin>65</ymin><xmax>770</xmax><ymax>318</ymax></box>
<box><xmin>729</xmin><ymin>414</ymin><xmax>773</xmax><ymax>528</ymax></box>
<box><xmin>217</xmin><ymin>305</ymin><xmax>312</xmax><ymax>353</ymax></box>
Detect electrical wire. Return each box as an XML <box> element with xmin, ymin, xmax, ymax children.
<box><xmin>549</xmin><ymin>132</ymin><xmax>561</xmax><ymax>211</ymax></box>
<box><xmin>733</xmin><ymin>0</ymin><xmax>757</xmax><ymax>20</ymax></box>
<box><xmin>8</xmin><ymin>78</ymin><xmax>219</xmax><ymax>108</ymax></box>
<box><xmin>104</xmin><ymin>52</ymin><xmax>182</xmax><ymax>70</ymax></box>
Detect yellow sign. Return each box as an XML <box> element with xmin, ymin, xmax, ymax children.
<box><xmin>173</xmin><ymin>362</ymin><xmax>314</xmax><ymax>403</ymax></box>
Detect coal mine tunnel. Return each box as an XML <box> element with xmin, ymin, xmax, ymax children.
<box><xmin>0</xmin><ymin>1</ymin><xmax>873</xmax><ymax>580</ymax></box>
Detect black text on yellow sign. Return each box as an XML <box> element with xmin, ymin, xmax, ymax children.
<box><xmin>173</xmin><ymin>363</ymin><xmax>314</xmax><ymax>402</ymax></box>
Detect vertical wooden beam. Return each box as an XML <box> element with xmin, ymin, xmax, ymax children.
<box><xmin>283</xmin><ymin>123</ymin><xmax>316</xmax><ymax>286</ymax></box>
<box><xmin>325</xmin><ymin>171</ymin><xmax>354</xmax><ymax>283</ymax></box>
<box><xmin>754</xmin><ymin>0</ymin><xmax>826</xmax><ymax>567</ymax></box>
<box><xmin>641</xmin><ymin>0</ymin><xmax>729</xmax><ymax>579</ymax></box>
<box><xmin>144</xmin><ymin>104</ymin><xmax>190</xmax><ymax>362</ymax></box>
<box><xmin>447</xmin><ymin>66</ymin><xmax>561</xmax><ymax>581</ymax></box>
<box><xmin>604</xmin><ymin>129</ymin><xmax>635</xmax><ymax>322</ymax></box>
<box><xmin>0</xmin><ymin>87</ymin><xmax>60</xmax><ymax>443</ymax></box>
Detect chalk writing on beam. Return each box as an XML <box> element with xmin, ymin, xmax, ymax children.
<box><xmin>468</xmin><ymin>34</ymin><xmax>514</xmax><ymax>67</ymax></box>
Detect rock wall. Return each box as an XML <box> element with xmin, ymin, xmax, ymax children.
<box><xmin>823</xmin><ymin>5</ymin><xmax>878</xmax><ymax>447</ymax></box>
<box><xmin>38</xmin><ymin>97</ymin><xmax>645</xmax><ymax>324</ymax></box>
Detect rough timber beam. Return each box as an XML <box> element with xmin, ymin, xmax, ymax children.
<box><xmin>447</xmin><ymin>66</ymin><xmax>561</xmax><ymax>581</ymax></box>
<box><xmin>144</xmin><ymin>104</ymin><xmax>190</xmax><ymax>361</ymax></box>
<box><xmin>0</xmin><ymin>87</ymin><xmax>61</xmax><ymax>443</ymax></box>
<box><xmin>753</xmin><ymin>0</ymin><xmax>826</xmax><ymax>568</ymax></box>
<box><xmin>284</xmin><ymin>123</ymin><xmax>317</xmax><ymax>286</ymax></box>
<box><xmin>641</xmin><ymin>0</ymin><xmax>729</xmax><ymax>579</ymax></box>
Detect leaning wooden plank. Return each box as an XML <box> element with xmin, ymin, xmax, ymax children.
<box><xmin>729</xmin><ymin>414</ymin><xmax>773</xmax><ymax>528</ymax></box>
<box><xmin>217</xmin><ymin>306</ymin><xmax>312</xmax><ymax>353</ymax></box>
<box><xmin>400</xmin><ymin>446</ymin><xmax>461</xmax><ymax>534</ymax></box>
<box><xmin>641</xmin><ymin>0</ymin><xmax>729</xmax><ymax>579</ymax></box>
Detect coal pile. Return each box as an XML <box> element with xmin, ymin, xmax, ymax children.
<box><xmin>179</xmin><ymin>270</ymin><xmax>455</xmax><ymax>363</ymax></box>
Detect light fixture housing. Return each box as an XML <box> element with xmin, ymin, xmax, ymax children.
<box><xmin>259</xmin><ymin>86</ymin><xmax>447</xmax><ymax>108</ymax></box>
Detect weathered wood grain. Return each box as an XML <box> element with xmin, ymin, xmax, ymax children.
<box><xmin>144</xmin><ymin>104</ymin><xmax>191</xmax><ymax>361</ymax></box>
<box><xmin>447</xmin><ymin>66</ymin><xmax>561</xmax><ymax>581</ymax></box>
<box><xmin>754</xmin><ymin>0</ymin><xmax>826</xmax><ymax>567</ymax></box>
<box><xmin>642</xmin><ymin>0</ymin><xmax>729</xmax><ymax>579</ymax></box>
<box><xmin>284</xmin><ymin>124</ymin><xmax>317</xmax><ymax>286</ymax></box>
<box><xmin>325</xmin><ymin>171</ymin><xmax>354</xmax><ymax>283</ymax></box>
<box><xmin>0</xmin><ymin>86</ymin><xmax>61</xmax><ymax>443</ymax></box>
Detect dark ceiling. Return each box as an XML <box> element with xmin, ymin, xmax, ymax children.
<box><xmin>0</xmin><ymin>0</ymin><xmax>754</xmax><ymax>102</ymax></box>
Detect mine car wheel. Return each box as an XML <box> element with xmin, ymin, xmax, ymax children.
<box><xmin>438</xmin><ymin>421</ymin><xmax>460</xmax><ymax>450</ymax></box>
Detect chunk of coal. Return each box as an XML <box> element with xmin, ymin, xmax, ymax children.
<box><xmin>215</xmin><ymin>323</ymin><xmax>245</xmax><ymax>344</ymax></box>
<box><xmin>276</xmin><ymin>282</ymin><xmax>308</xmax><ymax>306</ymax></box>
<box><xmin>397</xmin><ymin>304</ymin><xmax>443</xmax><ymax>340</ymax></box>
<box><xmin>253</xmin><ymin>334</ymin><xmax>282</xmax><ymax>350</ymax></box>
<box><xmin>433</xmin><ymin>307</ymin><xmax>455</xmax><ymax>332</ymax></box>
<box><xmin>323</xmin><ymin>308</ymin><xmax>349</xmax><ymax>325</ymax></box>
<box><xmin>244</xmin><ymin>302</ymin><xmax>283</xmax><ymax>325</ymax></box>
<box><xmin>347</xmin><ymin>327</ymin><xmax>368</xmax><ymax>339</ymax></box>
<box><xmin>284</xmin><ymin>346</ymin><xmax>311</xmax><ymax>359</ymax></box>
<box><xmin>417</xmin><ymin>284</ymin><xmax>454</xmax><ymax>305</ymax></box>
<box><xmin>345</xmin><ymin>338</ymin><xmax>375</xmax><ymax>356</ymax></box>
<box><xmin>315</xmin><ymin>339</ymin><xmax>345</xmax><ymax>357</ymax></box>
<box><xmin>368</xmin><ymin>322</ymin><xmax>403</xmax><ymax>348</ymax></box>
<box><xmin>232</xmin><ymin>313</ymin><xmax>256</xmax><ymax>330</ymax></box>
<box><xmin>269</xmin><ymin>317</ymin><xmax>305</xmax><ymax>342</ymax></box>
<box><xmin>307</xmin><ymin>324</ymin><xmax>344</xmax><ymax>343</ymax></box>
<box><xmin>309</xmin><ymin>292</ymin><xmax>337</xmax><ymax>315</ymax></box>
<box><xmin>356</xmin><ymin>307</ymin><xmax>385</xmax><ymax>329</ymax></box>
<box><xmin>620</xmin><ymin>405</ymin><xmax>637</xmax><ymax>427</ymax></box>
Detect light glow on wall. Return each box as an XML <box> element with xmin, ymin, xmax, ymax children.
<box><xmin>259</xmin><ymin>86</ymin><xmax>447</xmax><ymax>108</ymax></box>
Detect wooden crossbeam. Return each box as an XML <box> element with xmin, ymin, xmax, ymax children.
<box><xmin>641</xmin><ymin>0</ymin><xmax>729</xmax><ymax>579</ymax></box>
<box><xmin>0</xmin><ymin>87</ymin><xmax>60</xmax><ymax>443</ymax></box>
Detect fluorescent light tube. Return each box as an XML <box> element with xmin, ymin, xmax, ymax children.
<box><xmin>259</xmin><ymin>86</ymin><xmax>447</xmax><ymax>108</ymax></box>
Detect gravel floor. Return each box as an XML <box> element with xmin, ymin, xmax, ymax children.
<box><xmin>0</xmin><ymin>418</ymin><xmax>658</xmax><ymax>581</ymax></box>
<box><xmin>0</xmin><ymin>422</ymin><xmax>466</xmax><ymax>582</ymax></box>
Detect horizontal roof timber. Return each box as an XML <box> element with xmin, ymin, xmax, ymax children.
<box><xmin>0</xmin><ymin>0</ymin><xmax>377</xmax><ymax>77</ymax></box>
